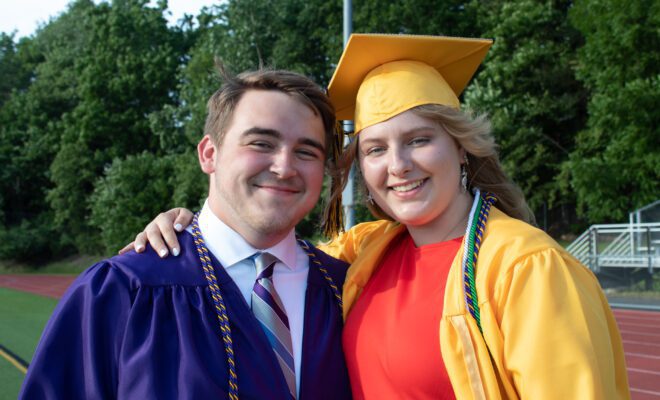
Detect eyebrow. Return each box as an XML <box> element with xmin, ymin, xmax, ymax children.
<box><xmin>359</xmin><ymin>125</ymin><xmax>437</xmax><ymax>146</ymax></box>
<box><xmin>243</xmin><ymin>127</ymin><xmax>326</xmax><ymax>154</ymax></box>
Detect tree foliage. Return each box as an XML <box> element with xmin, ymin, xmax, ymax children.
<box><xmin>0</xmin><ymin>0</ymin><xmax>656</xmax><ymax>264</ymax></box>
<box><xmin>465</xmin><ymin>0</ymin><xmax>586</xmax><ymax>231</ymax></box>
<box><xmin>0</xmin><ymin>33</ymin><xmax>36</xmax><ymax>106</ymax></box>
<box><xmin>90</xmin><ymin>152</ymin><xmax>178</xmax><ymax>254</ymax></box>
<box><xmin>46</xmin><ymin>0</ymin><xmax>185</xmax><ymax>251</ymax></box>
<box><xmin>0</xmin><ymin>0</ymin><xmax>97</xmax><ymax>260</ymax></box>
<box><xmin>562</xmin><ymin>0</ymin><xmax>660</xmax><ymax>222</ymax></box>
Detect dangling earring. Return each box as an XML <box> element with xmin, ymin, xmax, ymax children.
<box><xmin>366</xmin><ymin>192</ymin><xmax>374</xmax><ymax>205</ymax></box>
<box><xmin>460</xmin><ymin>154</ymin><xmax>469</xmax><ymax>193</ymax></box>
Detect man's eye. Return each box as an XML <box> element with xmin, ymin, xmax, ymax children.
<box><xmin>296</xmin><ymin>149</ymin><xmax>321</xmax><ymax>160</ymax></box>
<box><xmin>250</xmin><ymin>141</ymin><xmax>274</xmax><ymax>150</ymax></box>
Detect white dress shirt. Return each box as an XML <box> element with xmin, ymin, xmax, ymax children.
<box><xmin>193</xmin><ymin>200</ymin><xmax>309</xmax><ymax>394</ymax></box>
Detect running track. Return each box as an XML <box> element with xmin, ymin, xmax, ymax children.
<box><xmin>0</xmin><ymin>274</ymin><xmax>76</xmax><ymax>299</ymax></box>
<box><xmin>614</xmin><ymin>308</ymin><xmax>660</xmax><ymax>399</ymax></box>
<box><xmin>1</xmin><ymin>274</ymin><xmax>659</xmax><ymax>398</ymax></box>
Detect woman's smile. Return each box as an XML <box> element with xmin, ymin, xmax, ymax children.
<box><xmin>389</xmin><ymin>178</ymin><xmax>428</xmax><ymax>193</ymax></box>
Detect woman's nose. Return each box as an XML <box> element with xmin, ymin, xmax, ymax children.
<box><xmin>387</xmin><ymin>148</ymin><xmax>412</xmax><ymax>177</ymax></box>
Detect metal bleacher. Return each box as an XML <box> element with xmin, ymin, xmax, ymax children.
<box><xmin>566</xmin><ymin>200</ymin><xmax>660</xmax><ymax>273</ymax></box>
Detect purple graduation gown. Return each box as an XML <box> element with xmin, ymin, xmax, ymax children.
<box><xmin>20</xmin><ymin>232</ymin><xmax>352</xmax><ymax>399</ymax></box>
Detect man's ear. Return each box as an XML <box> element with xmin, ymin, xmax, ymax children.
<box><xmin>198</xmin><ymin>135</ymin><xmax>217</xmax><ymax>174</ymax></box>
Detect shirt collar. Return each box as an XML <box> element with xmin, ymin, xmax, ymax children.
<box><xmin>197</xmin><ymin>199</ymin><xmax>299</xmax><ymax>270</ymax></box>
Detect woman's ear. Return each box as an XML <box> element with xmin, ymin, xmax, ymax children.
<box><xmin>198</xmin><ymin>135</ymin><xmax>217</xmax><ymax>174</ymax></box>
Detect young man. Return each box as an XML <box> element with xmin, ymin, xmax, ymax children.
<box><xmin>20</xmin><ymin>69</ymin><xmax>351</xmax><ymax>399</ymax></box>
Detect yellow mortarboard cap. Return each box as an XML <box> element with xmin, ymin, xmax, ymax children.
<box><xmin>328</xmin><ymin>34</ymin><xmax>493</xmax><ymax>133</ymax></box>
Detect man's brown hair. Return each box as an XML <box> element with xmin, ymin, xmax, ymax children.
<box><xmin>204</xmin><ymin>65</ymin><xmax>337</xmax><ymax>161</ymax></box>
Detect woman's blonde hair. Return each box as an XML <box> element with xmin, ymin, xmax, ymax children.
<box><xmin>327</xmin><ymin>104</ymin><xmax>535</xmax><ymax>225</ymax></box>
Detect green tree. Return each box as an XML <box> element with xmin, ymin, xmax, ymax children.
<box><xmin>170</xmin><ymin>150</ymin><xmax>208</xmax><ymax>210</ymax></box>
<box><xmin>90</xmin><ymin>152</ymin><xmax>175</xmax><ymax>254</ymax></box>
<box><xmin>354</xmin><ymin>0</ymin><xmax>479</xmax><ymax>38</ymax></box>
<box><xmin>0</xmin><ymin>0</ymin><xmax>96</xmax><ymax>260</ymax></box>
<box><xmin>562</xmin><ymin>0</ymin><xmax>660</xmax><ymax>222</ymax></box>
<box><xmin>47</xmin><ymin>0</ymin><xmax>186</xmax><ymax>252</ymax></box>
<box><xmin>465</xmin><ymin>0</ymin><xmax>586</xmax><ymax>231</ymax></box>
<box><xmin>0</xmin><ymin>33</ymin><xmax>35</xmax><ymax>106</ymax></box>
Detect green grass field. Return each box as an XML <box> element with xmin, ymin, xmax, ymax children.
<box><xmin>0</xmin><ymin>254</ymin><xmax>102</xmax><ymax>274</ymax></box>
<box><xmin>0</xmin><ymin>288</ymin><xmax>58</xmax><ymax>399</ymax></box>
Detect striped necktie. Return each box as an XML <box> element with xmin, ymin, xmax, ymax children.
<box><xmin>251</xmin><ymin>252</ymin><xmax>296</xmax><ymax>399</ymax></box>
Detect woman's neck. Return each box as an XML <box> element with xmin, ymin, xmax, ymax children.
<box><xmin>406</xmin><ymin>191</ymin><xmax>474</xmax><ymax>247</ymax></box>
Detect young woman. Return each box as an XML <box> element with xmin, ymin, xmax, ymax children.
<box><xmin>125</xmin><ymin>34</ymin><xmax>629</xmax><ymax>399</ymax></box>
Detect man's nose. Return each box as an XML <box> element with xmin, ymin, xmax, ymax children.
<box><xmin>270</xmin><ymin>150</ymin><xmax>298</xmax><ymax>179</ymax></box>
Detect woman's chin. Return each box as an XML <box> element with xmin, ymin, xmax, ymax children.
<box><xmin>389</xmin><ymin>211</ymin><xmax>433</xmax><ymax>228</ymax></box>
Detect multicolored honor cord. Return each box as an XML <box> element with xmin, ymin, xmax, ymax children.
<box><xmin>461</xmin><ymin>189</ymin><xmax>497</xmax><ymax>333</ymax></box>
<box><xmin>191</xmin><ymin>212</ymin><xmax>343</xmax><ymax>399</ymax></box>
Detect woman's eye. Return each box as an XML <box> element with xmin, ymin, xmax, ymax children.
<box><xmin>364</xmin><ymin>146</ymin><xmax>385</xmax><ymax>156</ymax></box>
<box><xmin>409</xmin><ymin>137</ymin><xmax>430</xmax><ymax>146</ymax></box>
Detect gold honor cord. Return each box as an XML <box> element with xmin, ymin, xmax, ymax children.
<box><xmin>191</xmin><ymin>213</ymin><xmax>239</xmax><ymax>400</ymax></box>
<box><xmin>297</xmin><ymin>238</ymin><xmax>343</xmax><ymax>309</ymax></box>
<box><xmin>192</xmin><ymin>213</ymin><xmax>342</xmax><ymax>399</ymax></box>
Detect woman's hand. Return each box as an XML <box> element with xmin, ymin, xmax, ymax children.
<box><xmin>118</xmin><ymin>208</ymin><xmax>194</xmax><ymax>257</ymax></box>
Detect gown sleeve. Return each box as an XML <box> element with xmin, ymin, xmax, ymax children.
<box><xmin>19</xmin><ymin>261</ymin><xmax>133</xmax><ymax>400</ymax></box>
<box><xmin>496</xmin><ymin>248</ymin><xmax>630</xmax><ymax>399</ymax></box>
<box><xmin>317</xmin><ymin>220</ymin><xmax>392</xmax><ymax>264</ymax></box>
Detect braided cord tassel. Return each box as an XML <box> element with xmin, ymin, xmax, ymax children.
<box><xmin>463</xmin><ymin>196</ymin><xmax>483</xmax><ymax>326</ymax></box>
<box><xmin>297</xmin><ymin>238</ymin><xmax>343</xmax><ymax>309</ymax></box>
<box><xmin>462</xmin><ymin>192</ymin><xmax>497</xmax><ymax>333</ymax></box>
<box><xmin>191</xmin><ymin>213</ymin><xmax>239</xmax><ymax>400</ymax></box>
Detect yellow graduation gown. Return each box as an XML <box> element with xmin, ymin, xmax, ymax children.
<box><xmin>320</xmin><ymin>207</ymin><xmax>630</xmax><ymax>399</ymax></box>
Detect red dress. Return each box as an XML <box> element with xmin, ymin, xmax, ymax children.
<box><xmin>342</xmin><ymin>231</ymin><xmax>461</xmax><ymax>399</ymax></box>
